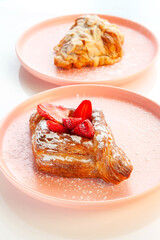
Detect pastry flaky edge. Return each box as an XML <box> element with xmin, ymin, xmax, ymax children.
<box><xmin>54</xmin><ymin>14</ymin><xmax>124</xmax><ymax>69</ymax></box>
<box><xmin>29</xmin><ymin>109</ymin><xmax>133</xmax><ymax>185</ymax></box>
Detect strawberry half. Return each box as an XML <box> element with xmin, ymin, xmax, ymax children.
<box><xmin>72</xmin><ymin>119</ymin><xmax>94</xmax><ymax>138</ymax></box>
<box><xmin>37</xmin><ymin>103</ymin><xmax>70</xmax><ymax>123</ymax></box>
<box><xmin>72</xmin><ymin>100</ymin><xmax>92</xmax><ymax>120</ymax></box>
<box><xmin>46</xmin><ymin>120</ymin><xmax>67</xmax><ymax>133</ymax></box>
<box><xmin>62</xmin><ymin>117</ymin><xmax>83</xmax><ymax>130</ymax></box>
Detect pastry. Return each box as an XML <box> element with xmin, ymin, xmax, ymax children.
<box><xmin>30</xmin><ymin>100</ymin><xmax>133</xmax><ymax>184</ymax></box>
<box><xmin>54</xmin><ymin>14</ymin><xmax>124</xmax><ymax>69</ymax></box>
<box><xmin>30</xmin><ymin>101</ymin><xmax>133</xmax><ymax>184</ymax></box>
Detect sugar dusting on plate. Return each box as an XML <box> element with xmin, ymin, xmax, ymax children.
<box><xmin>2</xmin><ymin>96</ymin><xmax>160</xmax><ymax>203</ymax></box>
<box><xmin>21</xmin><ymin>21</ymin><xmax>155</xmax><ymax>84</ymax></box>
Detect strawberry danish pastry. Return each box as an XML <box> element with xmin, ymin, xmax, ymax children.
<box><xmin>29</xmin><ymin>100</ymin><xmax>133</xmax><ymax>184</ymax></box>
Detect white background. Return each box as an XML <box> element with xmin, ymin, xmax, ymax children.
<box><xmin>0</xmin><ymin>0</ymin><xmax>160</xmax><ymax>239</ymax></box>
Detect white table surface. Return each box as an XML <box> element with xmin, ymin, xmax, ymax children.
<box><xmin>0</xmin><ymin>0</ymin><xmax>160</xmax><ymax>239</ymax></box>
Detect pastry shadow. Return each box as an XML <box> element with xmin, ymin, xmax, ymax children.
<box><xmin>18</xmin><ymin>66</ymin><xmax>56</xmax><ymax>96</ymax></box>
<box><xmin>19</xmin><ymin>63</ymin><xmax>158</xmax><ymax>98</ymax></box>
<box><xmin>1</xmin><ymin>173</ymin><xmax>160</xmax><ymax>240</ymax></box>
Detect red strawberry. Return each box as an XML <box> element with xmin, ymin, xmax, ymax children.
<box><xmin>37</xmin><ymin>103</ymin><xmax>69</xmax><ymax>123</ymax></box>
<box><xmin>62</xmin><ymin>117</ymin><xmax>83</xmax><ymax>130</ymax></box>
<box><xmin>73</xmin><ymin>100</ymin><xmax>92</xmax><ymax>120</ymax></box>
<box><xmin>46</xmin><ymin>120</ymin><xmax>67</xmax><ymax>133</ymax></box>
<box><xmin>72</xmin><ymin>119</ymin><xmax>94</xmax><ymax>138</ymax></box>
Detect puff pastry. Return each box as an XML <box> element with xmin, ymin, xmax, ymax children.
<box><xmin>30</xmin><ymin>108</ymin><xmax>132</xmax><ymax>184</ymax></box>
<box><xmin>54</xmin><ymin>14</ymin><xmax>124</xmax><ymax>69</ymax></box>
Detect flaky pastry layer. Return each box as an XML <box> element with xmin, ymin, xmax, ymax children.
<box><xmin>30</xmin><ymin>109</ymin><xmax>132</xmax><ymax>184</ymax></box>
<box><xmin>54</xmin><ymin>15</ymin><xmax>124</xmax><ymax>69</ymax></box>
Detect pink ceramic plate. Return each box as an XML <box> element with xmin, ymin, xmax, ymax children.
<box><xmin>16</xmin><ymin>14</ymin><xmax>158</xmax><ymax>86</ymax></box>
<box><xmin>0</xmin><ymin>85</ymin><xmax>160</xmax><ymax>208</ymax></box>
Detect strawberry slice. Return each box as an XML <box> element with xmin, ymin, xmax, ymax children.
<box><xmin>46</xmin><ymin>120</ymin><xmax>67</xmax><ymax>133</ymax></box>
<box><xmin>72</xmin><ymin>119</ymin><xmax>94</xmax><ymax>138</ymax></box>
<box><xmin>62</xmin><ymin>117</ymin><xmax>83</xmax><ymax>130</ymax></box>
<box><xmin>72</xmin><ymin>100</ymin><xmax>92</xmax><ymax>120</ymax></box>
<box><xmin>37</xmin><ymin>103</ymin><xmax>70</xmax><ymax>123</ymax></box>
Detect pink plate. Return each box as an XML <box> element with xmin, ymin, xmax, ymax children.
<box><xmin>16</xmin><ymin>14</ymin><xmax>159</xmax><ymax>86</ymax></box>
<box><xmin>0</xmin><ymin>85</ymin><xmax>160</xmax><ymax>208</ymax></box>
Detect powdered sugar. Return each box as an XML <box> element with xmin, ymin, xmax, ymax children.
<box><xmin>1</xmin><ymin>96</ymin><xmax>160</xmax><ymax>202</ymax></box>
<box><xmin>70</xmin><ymin>135</ymin><xmax>82</xmax><ymax>144</ymax></box>
<box><xmin>82</xmin><ymin>140</ymin><xmax>93</xmax><ymax>148</ymax></box>
<box><xmin>42</xmin><ymin>154</ymin><xmax>92</xmax><ymax>163</ymax></box>
<box><xmin>21</xmin><ymin>19</ymin><xmax>156</xmax><ymax>84</ymax></box>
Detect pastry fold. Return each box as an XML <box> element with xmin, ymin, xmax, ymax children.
<box><xmin>30</xmin><ymin>109</ymin><xmax>132</xmax><ymax>184</ymax></box>
<box><xmin>54</xmin><ymin>15</ymin><xmax>124</xmax><ymax>69</ymax></box>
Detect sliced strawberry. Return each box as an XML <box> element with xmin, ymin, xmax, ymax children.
<box><xmin>72</xmin><ymin>119</ymin><xmax>94</xmax><ymax>138</ymax></box>
<box><xmin>73</xmin><ymin>100</ymin><xmax>92</xmax><ymax>120</ymax></box>
<box><xmin>62</xmin><ymin>117</ymin><xmax>83</xmax><ymax>130</ymax></box>
<box><xmin>46</xmin><ymin>120</ymin><xmax>67</xmax><ymax>134</ymax></box>
<box><xmin>37</xmin><ymin>103</ymin><xmax>70</xmax><ymax>123</ymax></box>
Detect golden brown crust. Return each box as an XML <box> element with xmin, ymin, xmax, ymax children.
<box><xmin>30</xmin><ymin>109</ymin><xmax>133</xmax><ymax>184</ymax></box>
<box><xmin>54</xmin><ymin>15</ymin><xmax>124</xmax><ymax>69</ymax></box>
<box><xmin>30</xmin><ymin>112</ymin><xmax>99</xmax><ymax>178</ymax></box>
<box><xmin>92</xmin><ymin>111</ymin><xmax>132</xmax><ymax>184</ymax></box>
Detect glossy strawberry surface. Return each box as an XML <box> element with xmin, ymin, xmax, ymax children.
<box><xmin>46</xmin><ymin>120</ymin><xmax>67</xmax><ymax>133</ymax></box>
<box><xmin>73</xmin><ymin>100</ymin><xmax>92</xmax><ymax>120</ymax></box>
<box><xmin>62</xmin><ymin>117</ymin><xmax>83</xmax><ymax>130</ymax></box>
<box><xmin>37</xmin><ymin>103</ymin><xmax>69</xmax><ymax>123</ymax></box>
<box><xmin>72</xmin><ymin>119</ymin><xmax>94</xmax><ymax>138</ymax></box>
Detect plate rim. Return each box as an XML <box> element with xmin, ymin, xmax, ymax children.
<box><xmin>16</xmin><ymin>13</ymin><xmax>159</xmax><ymax>86</ymax></box>
<box><xmin>0</xmin><ymin>84</ymin><xmax>160</xmax><ymax>208</ymax></box>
